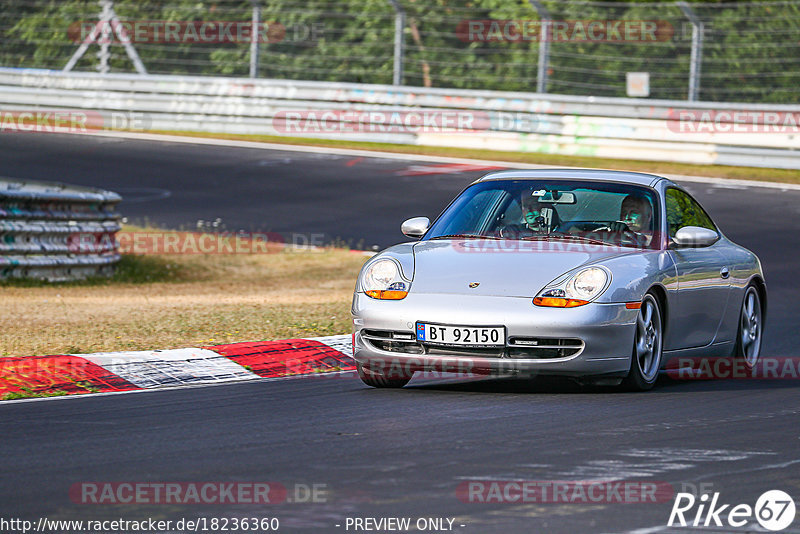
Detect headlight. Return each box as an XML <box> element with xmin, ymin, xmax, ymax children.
<box><xmin>363</xmin><ymin>260</ymin><xmax>397</xmax><ymax>291</ymax></box>
<box><xmin>534</xmin><ymin>267</ymin><xmax>609</xmax><ymax>308</ymax></box>
<box><xmin>568</xmin><ymin>267</ymin><xmax>608</xmax><ymax>301</ymax></box>
<box><xmin>361</xmin><ymin>259</ymin><xmax>409</xmax><ymax>300</ymax></box>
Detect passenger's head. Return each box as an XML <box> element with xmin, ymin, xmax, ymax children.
<box><xmin>620</xmin><ymin>194</ymin><xmax>653</xmax><ymax>233</ymax></box>
<box><xmin>521</xmin><ymin>192</ymin><xmax>543</xmax><ymax>227</ymax></box>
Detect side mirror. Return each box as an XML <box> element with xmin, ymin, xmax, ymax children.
<box><xmin>672</xmin><ymin>226</ymin><xmax>719</xmax><ymax>248</ymax></box>
<box><xmin>401</xmin><ymin>216</ymin><xmax>430</xmax><ymax>239</ymax></box>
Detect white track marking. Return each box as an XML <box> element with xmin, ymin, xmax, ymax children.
<box><xmin>619</xmin><ymin>526</ymin><xmax>672</xmax><ymax>534</ymax></box>
<box><xmin>665</xmin><ymin>172</ymin><xmax>800</xmax><ymax>191</ymax></box>
<box><xmin>621</xmin><ymin>523</ymin><xmax>800</xmax><ymax>534</ymax></box>
<box><xmin>0</xmin><ymin>368</ymin><xmax>358</xmax><ymax>406</ymax></box>
<box><xmin>81</xmin><ymin>348</ymin><xmax>260</xmax><ymax>388</ymax></box>
<box><xmin>690</xmin><ymin>457</ymin><xmax>800</xmax><ymax>484</ymax></box>
<box><xmin>555</xmin><ymin>448</ymin><xmax>774</xmax><ymax>482</ymax></box>
<box><xmin>1</xmin><ymin>338</ymin><xmax>356</xmax><ymax>404</ymax></box>
<box><xmin>308</xmin><ymin>334</ymin><xmax>353</xmax><ymax>357</ymax></box>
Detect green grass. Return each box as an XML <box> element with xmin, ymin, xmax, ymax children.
<box><xmin>2</xmin><ymin>387</ymin><xmax>70</xmax><ymax>400</ymax></box>
<box><xmin>0</xmin><ymin>254</ymin><xmax>204</xmax><ymax>287</ymax></box>
<box><xmin>1</xmin><ymin>236</ymin><xmax>366</xmax><ymax>356</ymax></box>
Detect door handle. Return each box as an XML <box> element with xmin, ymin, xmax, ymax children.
<box><xmin>720</xmin><ymin>267</ymin><xmax>730</xmax><ymax>279</ymax></box>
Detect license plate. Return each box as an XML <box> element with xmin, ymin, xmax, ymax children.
<box><xmin>416</xmin><ymin>322</ymin><xmax>505</xmax><ymax>347</ymax></box>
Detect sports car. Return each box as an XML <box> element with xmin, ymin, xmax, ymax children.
<box><xmin>351</xmin><ymin>169</ymin><xmax>766</xmax><ymax>390</ymax></box>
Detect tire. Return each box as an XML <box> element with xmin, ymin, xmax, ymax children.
<box><xmin>356</xmin><ymin>361</ymin><xmax>411</xmax><ymax>388</ymax></box>
<box><xmin>621</xmin><ymin>293</ymin><xmax>664</xmax><ymax>391</ymax></box>
<box><xmin>735</xmin><ymin>285</ymin><xmax>763</xmax><ymax>369</ymax></box>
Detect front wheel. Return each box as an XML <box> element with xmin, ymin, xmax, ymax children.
<box><xmin>735</xmin><ymin>285</ymin><xmax>763</xmax><ymax>369</ymax></box>
<box><xmin>621</xmin><ymin>293</ymin><xmax>664</xmax><ymax>391</ymax></box>
<box><xmin>356</xmin><ymin>362</ymin><xmax>411</xmax><ymax>388</ymax></box>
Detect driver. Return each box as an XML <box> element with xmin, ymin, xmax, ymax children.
<box><xmin>608</xmin><ymin>194</ymin><xmax>653</xmax><ymax>245</ymax></box>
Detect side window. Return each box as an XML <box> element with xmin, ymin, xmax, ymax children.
<box><xmin>665</xmin><ymin>188</ymin><xmax>717</xmax><ymax>237</ymax></box>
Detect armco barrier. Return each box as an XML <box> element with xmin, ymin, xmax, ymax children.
<box><xmin>0</xmin><ymin>178</ymin><xmax>121</xmax><ymax>281</ymax></box>
<box><xmin>1</xmin><ymin>68</ymin><xmax>799</xmax><ymax>169</ymax></box>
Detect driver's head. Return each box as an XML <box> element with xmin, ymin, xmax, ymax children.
<box><xmin>620</xmin><ymin>194</ymin><xmax>652</xmax><ymax>233</ymax></box>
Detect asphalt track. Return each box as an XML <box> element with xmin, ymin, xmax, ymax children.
<box><xmin>2</xmin><ymin>134</ymin><xmax>800</xmax><ymax>533</ymax></box>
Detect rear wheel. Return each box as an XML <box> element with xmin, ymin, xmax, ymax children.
<box><xmin>621</xmin><ymin>293</ymin><xmax>663</xmax><ymax>391</ymax></box>
<box><xmin>356</xmin><ymin>361</ymin><xmax>411</xmax><ymax>388</ymax></box>
<box><xmin>735</xmin><ymin>285</ymin><xmax>762</xmax><ymax>369</ymax></box>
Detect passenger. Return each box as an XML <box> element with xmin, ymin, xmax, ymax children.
<box><xmin>521</xmin><ymin>192</ymin><xmax>559</xmax><ymax>232</ymax></box>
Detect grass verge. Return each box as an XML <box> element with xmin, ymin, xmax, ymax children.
<box><xmin>149</xmin><ymin>130</ymin><xmax>800</xmax><ymax>185</ymax></box>
<box><xmin>2</xmin><ymin>388</ymin><xmax>70</xmax><ymax>401</ymax></box>
<box><xmin>0</xmin><ymin>229</ymin><xmax>368</xmax><ymax>357</ymax></box>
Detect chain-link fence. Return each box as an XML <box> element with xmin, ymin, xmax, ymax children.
<box><xmin>1</xmin><ymin>0</ymin><xmax>799</xmax><ymax>103</ymax></box>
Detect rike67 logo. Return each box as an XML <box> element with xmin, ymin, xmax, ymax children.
<box><xmin>669</xmin><ymin>490</ymin><xmax>796</xmax><ymax>531</ymax></box>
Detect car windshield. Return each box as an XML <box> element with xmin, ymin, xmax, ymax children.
<box><xmin>425</xmin><ymin>179</ymin><xmax>660</xmax><ymax>249</ymax></box>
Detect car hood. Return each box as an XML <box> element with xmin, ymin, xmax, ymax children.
<box><xmin>410</xmin><ymin>238</ymin><xmax>633</xmax><ymax>298</ymax></box>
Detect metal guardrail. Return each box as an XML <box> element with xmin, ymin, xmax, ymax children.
<box><xmin>0</xmin><ymin>68</ymin><xmax>799</xmax><ymax>169</ymax></box>
<box><xmin>4</xmin><ymin>1</ymin><xmax>799</xmax><ymax>103</ymax></box>
<box><xmin>0</xmin><ymin>177</ymin><xmax>121</xmax><ymax>281</ymax></box>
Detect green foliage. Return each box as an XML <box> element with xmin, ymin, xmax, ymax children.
<box><xmin>665</xmin><ymin>187</ymin><xmax>715</xmax><ymax>236</ymax></box>
<box><xmin>1</xmin><ymin>0</ymin><xmax>798</xmax><ymax>102</ymax></box>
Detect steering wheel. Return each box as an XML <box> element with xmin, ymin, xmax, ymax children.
<box><xmin>593</xmin><ymin>221</ymin><xmax>641</xmax><ymax>246</ymax></box>
<box><xmin>499</xmin><ymin>224</ymin><xmax>537</xmax><ymax>239</ymax></box>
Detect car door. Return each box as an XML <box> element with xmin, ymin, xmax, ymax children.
<box><xmin>665</xmin><ymin>187</ymin><xmax>732</xmax><ymax>349</ymax></box>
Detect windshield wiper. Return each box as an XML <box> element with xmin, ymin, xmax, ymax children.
<box><xmin>429</xmin><ymin>234</ymin><xmax>502</xmax><ymax>240</ymax></box>
<box><xmin>521</xmin><ymin>234</ymin><xmax>614</xmax><ymax>246</ymax></box>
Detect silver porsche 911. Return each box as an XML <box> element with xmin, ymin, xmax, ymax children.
<box><xmin>351</xmin><ymin>169</ymin><xmax>766</xmax><ymax>391</ymax></box>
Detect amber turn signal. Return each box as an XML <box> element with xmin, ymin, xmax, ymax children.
<box><xmin>533</xmin><ymin>296</ymin><xmax>589</xmax><ymax>308</ymax></box>
<box><xmin>365</xmin><ymin>290</ymin><xmax>408</xmax><ymax>300</ymax></box>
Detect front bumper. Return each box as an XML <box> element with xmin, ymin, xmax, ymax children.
<box><xmin>352</xmin><ymin>292</ymin><xmax>638</xmax><ymax>378</ymax></box>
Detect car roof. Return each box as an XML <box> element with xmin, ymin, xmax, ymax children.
<box><xmin>476</xmin><ymin>169</ymin><xmax>671</xmax><ymax>188</ymax></box>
